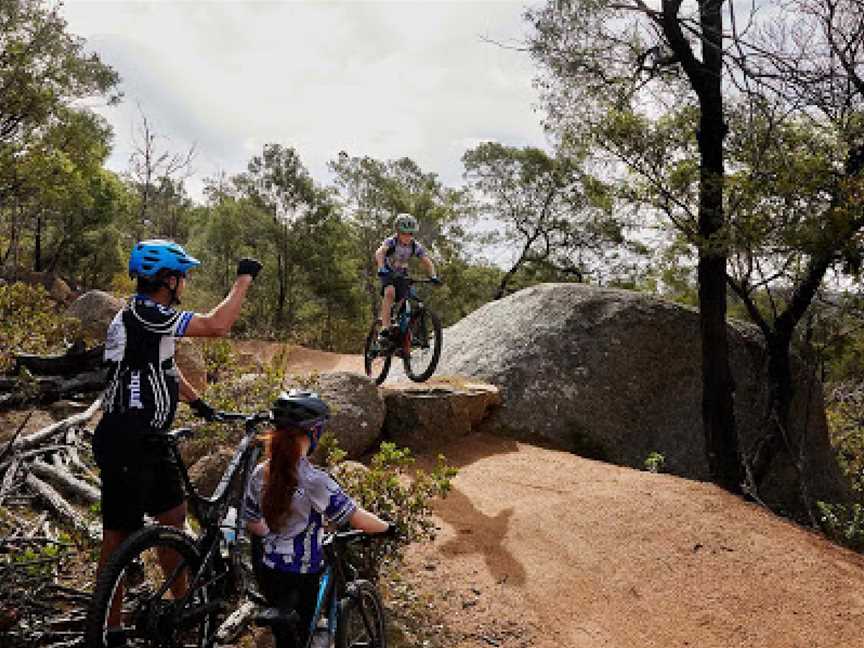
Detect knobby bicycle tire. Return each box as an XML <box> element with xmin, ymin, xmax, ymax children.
<box><xmin>84</xmin><ymin>525</ymin><xmax>215</xmax><ymax>648</ymax></box>
<box><xmin>335</xmin><ymin>579</ymin><xmax>387</xmax><ymax>648</ymax></box>
<box><xmin>364</xmin><ymin>320</ymin><xmax>392</xmax><ymax>385</ymax></box>
<box><xmin>403</xmin><ymin>308</ymin><xmax>442</xmax><ymax>383</ymax></box>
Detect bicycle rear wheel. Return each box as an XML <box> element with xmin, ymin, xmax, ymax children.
<box><xmin>363</xmin><ymin>320</ymin><xmax>392</xmax><ymax>385</ymax></box>
<box><xmin>403</xmin><ymin>308</ymin><xmax>442</xmax><ymax>383</ymax></box>
<box><xmin>336</xmin><ymin>580</ymin><xmax>386</xmax><ymax>648</ymax></box>
<box><xmin>85</xmin><ymin>525</ymin><xmax>216</xmax><ymax>648</ymax></box>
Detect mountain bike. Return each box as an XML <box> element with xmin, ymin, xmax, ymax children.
<box><xmin>364</xmin><ymin>278</ymin><xmax>442</xmax><ymax>385</ymax></box>
<box><xmin>84</xmin><ymin>411</ymin><xmax>271</xmax><ymax>648</ymax></box>
<box><xmin>254</xmin><ymin>529</ymin><xmax>387</xmax><ymax>648</ymax></box>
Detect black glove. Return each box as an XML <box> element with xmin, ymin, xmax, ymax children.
<box><xmin>429</xmin><ymin>276</ymin><xmax>442</xmax><ymax>285</ymax></box>
<box><xmin>189</xmin><ymin>398</ymin><xmax>216</xmax><ymax>421</ymax></box>
<box><xmin>237</xmin><ymin>257</ymin><xmax>263</xmax><ymax>279</ymax></box>
<box><xmin>381</xmin><ymin>521</ymin><xmax>401</xmax><ymax>539</ymax></box>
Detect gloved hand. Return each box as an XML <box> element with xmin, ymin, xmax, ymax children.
<box><xmin>237</xmin><ymin>257</ymin><xmax>263</xmax><ymax>279</ymax></box>
<box><xmin>189</xmin><ymin>398</ymin><xmax>216</xmax><ymax>421</ymax></box>
<box><xmin>429</xmin><ymin>276</ymin><xmax>442</xmax><ymax>285</ymax></box>
<box><xmin>377</xmin><ymin>267</ymin><xmax>391</xmax><ymax>278</ymax></box>
<box><xmin>381</xmin><ymin>520</ymin><xmax>402</xmax><ymax>539</ymax></box>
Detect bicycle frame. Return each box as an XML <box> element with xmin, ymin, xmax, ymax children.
<box><xmin>145</xmin><ymin>413</ymin><xmax>270</xmax><ymax>633</ymax></box>
<box><xmin>262</xmin><ymin>530</ymin><xmax>372</xmax><ymax>648</ymax></box>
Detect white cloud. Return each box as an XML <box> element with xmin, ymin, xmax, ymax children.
<box><xmin>61</xmin><ymin>1</ymin><xmax>549</xmax><ymax>196</ymax></box>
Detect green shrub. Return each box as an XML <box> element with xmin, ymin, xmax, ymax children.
<box><xmin>321</xmin><ymin>437</ymin><xmax>457</xmax><ymax>574</ymax></box>
<box><xmin>643</xmin><ymin>451</ymin><xmax>666</xmax><ymax>473</ymax></box>
<box><xmin>826</xmin><ymin>382</ymin><xmax>864</xmax><ymax>492</ymax></box>
<box><xmin>816</xmin><ymin>501</ymin><xmax>864</xmax><ymax>551</ymax></box>
<box><xmin>0</xmin><ymin>282</ymin><xmax>80</xmax><ymax>372</ymax></box>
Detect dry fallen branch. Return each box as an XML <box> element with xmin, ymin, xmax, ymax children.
<box><xmin>23</xmin><ymin>473</ymin><xmax>99</xmax><ymax>543</ymax></box>
<box><xmin>29</xmin><ymin>461</ymin><xmax>100</xmax><ymax>504</ymax></box>
<box><xmin>13</xmin><ymin>398</ymin><xmax>101</xmax><ymax>453</ymax></box>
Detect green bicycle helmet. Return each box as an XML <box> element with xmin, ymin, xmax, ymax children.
<box><xmin>394</xmin><ymin>213</ymin><xmax>419</xmax><ymax>234</ymax></box>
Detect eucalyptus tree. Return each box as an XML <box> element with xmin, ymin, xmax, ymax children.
<box><xmin>0</xmin><ymin>0</ymin><xmax>119</xmax><ymax>274</ymax></box>
<box><xmin>527</xmin><ymin>0</ymin><xmax>744</xmax><ymax>490</ymax></box>
<box><xmin>127</xmin><ymin>108</ymin><xmax>195</xmax><ymax>238</ymax></box>
<box><xmin>526</xmin><ymin>0</ymin><xmax>864</xmax><ymax>504</ymax></box>
<box><xmin>462</xmin><ymin>141</ymin><xmax>622</xmax><ymax>299</ymax></box>
<box><xmin>234</xmin><ymin>143</ymin><xmax>318</xmax><ymax>327</ymax></box>
<box><xmin>716</xmin><ymin>0</ymin><xmax>864</xmax><ymax>491</ymax></box>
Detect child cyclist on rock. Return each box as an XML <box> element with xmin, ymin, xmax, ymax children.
<box><xmin>374</xmin><ymin>212</ymin><xmax>441</xmax><ymax>348</ymax></box>
<box><xmin>243</xmin><ymin>390</ymin><xmax>396</xmax><ymax>648</ymax></box>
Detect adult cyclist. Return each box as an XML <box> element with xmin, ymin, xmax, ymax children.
<box><xmin>92</xmin><ymin>239</ymin><xmax>262</xmax><ymax>645</ymax></box>
<box><xmin>374</xmin><ymin>212</ymin><xmax>440</xmax><ymax>348</ymax></box>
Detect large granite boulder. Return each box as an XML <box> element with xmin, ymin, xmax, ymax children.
<box><xmin>284</xmin><ymin>372</ymin><xmax>385</xmax><ymax>459</ymax></box>
<box><xmin>66</xmin><ymin>290</ymin><xmax>124</xmax><ymax>342</ymax></box>
<box><xmin>380</xmin><ymin>382</ymin><xmax>501</xmax><ymax>454</ymax></box>
<box><xmin>437</xmin><ymin>282</ymin><xmax>848</xmax><ymax>513</ymax></box>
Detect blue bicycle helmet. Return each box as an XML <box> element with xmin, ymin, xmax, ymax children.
<box><xmin>128</xmin><ymin>240</ymin><xmax>200</xmax><ymax>278</ymax></box>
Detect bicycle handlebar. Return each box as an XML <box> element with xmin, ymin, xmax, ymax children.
<box><xmin>155</xmin><ymin>411</ymin><xmax>271</xmax><ymax>443</ymax></box>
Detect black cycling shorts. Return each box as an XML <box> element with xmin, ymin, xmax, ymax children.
<box><xmin>252</xmin><ymin>538</ymin><xmax>322</xmax><ymax>648</ymax></box>
<box><xmin>379</xmin><ymin>273</ymin><xmax>410</xmax><ymax>301</ymax></box>
<box><xmin>92</xmin><ymin>414</ymin><xmax>185</xmax><ymax>531</ymax></box>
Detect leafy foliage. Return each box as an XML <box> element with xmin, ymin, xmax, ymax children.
<box><xmin>321</xmin><ymin>437</ymin><xmax>457</xmax><ymax>571</ymax></box>
<box><xmin>0</xmin><ymin>282</ymin><xmax>79</xmax><ymax>371</ymax></box>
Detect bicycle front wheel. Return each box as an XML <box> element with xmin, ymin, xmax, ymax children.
<box><xmin>85</xmin><ymin>525</ymin><xmax>216</xmax><ymax>648</ymax></box>
<box><xmin>336</xmin><ymin>580</ymin><xmax>386</xmax><ymax>648</ymax></box>
<box><xmin>364</xmin><ymin>320</ymin><xmax>392</xmax><ymax>385</ymax></box>
<box><xmin>403</xmin><ymin>308</ymin><xmax>442</xmax><ymax>383</ymax></box>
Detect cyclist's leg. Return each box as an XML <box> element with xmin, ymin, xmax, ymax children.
<box><xmin>380</xmin><ymin>282</ymin><xmax>395</xmax><ymax>330</ymax></box>
<box><xmin>93</xmin><ymin>417</ymin><xmax>148</xmax><ymax>629</ymax></box>
<box><xmin>145</xmin><ymin>440</ymin><xmax>188</xmax><ymax>599</ymax></box>
<box><xmin>257</xmin><ymin>565</ymin><xmax>322</xmax><ymax>648</ymax></box>
<box><xmin>153</xmin><ymin>502</ymin><xmax>188</xmax><ymax>598</ymax></box>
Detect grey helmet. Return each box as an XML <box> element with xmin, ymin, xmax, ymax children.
<box><xmin>394</xmin><ymin>212</ymin><xmax>419</xmax><ymax>234</ymax></box>
<box><xmin>271</xmin><ymin>390</ymin><xmax>330</xmax><ymax>428</ymax></box>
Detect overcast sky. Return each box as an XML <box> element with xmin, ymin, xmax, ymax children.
<box><xmin>60</xmin><ymin>1</ymin><xmax>549</xmax><ymax>200</ymax></box>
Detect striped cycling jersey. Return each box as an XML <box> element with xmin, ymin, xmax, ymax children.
<box><xmin>243</xmin><ymin>457</ymin><xmax>357</xmax><ymax>574</ymax></box>
<box><xmin>382</xmin><ymin>235</ymin><xmax>426</xmax><ymax>275</ymax></box>
<box><xmin>101</xmin><ymin>295</ymin><xmax>194</xmax><ymax>429</ymax></box>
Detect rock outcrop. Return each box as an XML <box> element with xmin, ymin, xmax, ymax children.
<box><xmin>285</xmin><ymin>372</ymin><xmax>386</xmax><ymax>459</ymax></box>
<box><xmin>65</xmin><ymin>290</ymin><xmax>124</xmax><ymax>342</ymax></box>
<box><xmin>437</xmin><ymin>282</ymin><xmax>847</xmax><ymax>513</ymax></box>
<box><xmin>380</xmin><ymin>382</ymin><xmax>501</xmax><ymax>454</ymax></box>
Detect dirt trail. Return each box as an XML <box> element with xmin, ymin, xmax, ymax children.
<box><xmin>231</xmin><ymin>341</ymin><xmax>366</xmax><ymax>375</ymax></box>
<box><xmin>230</xmin><ymin>343</ymin><xmax>864</xmax><ymax>646</ymax></box>
<box><xmin>404</xmin><ymin>434</ymin><xmax>864</xmax><ymax>648</ymax></box>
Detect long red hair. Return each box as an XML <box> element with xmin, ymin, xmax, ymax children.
<box><xmin>261</xmin><ymin>425</ymin><xmax>306</xmax><ymax>531</ymax></box>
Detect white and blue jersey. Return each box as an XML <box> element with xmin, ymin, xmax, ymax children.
<box><xmin>243</xmin><ymin>457</ymin><xmax>357</xmax><ymax>574</ymax></box>
<box><xmin>101</xmin><ymin>295</ymin><xmax>194</xmax><ymax>429</ymax></box>
<box><xmin>382</xmin><ymin>235</ymin><xmax>426</xmax><ymax>275</ymax></box>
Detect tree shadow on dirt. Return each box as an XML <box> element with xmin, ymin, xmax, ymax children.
<box><xmin>434</xmin><ymin>486</ymin><xmax>527</xmax><ymax>587</ymax></box>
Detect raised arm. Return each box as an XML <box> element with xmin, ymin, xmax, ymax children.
<box><xmin>184</xmin><ymin>258</ymin><xmax>261</xmax><ymax>337</ymax></box>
